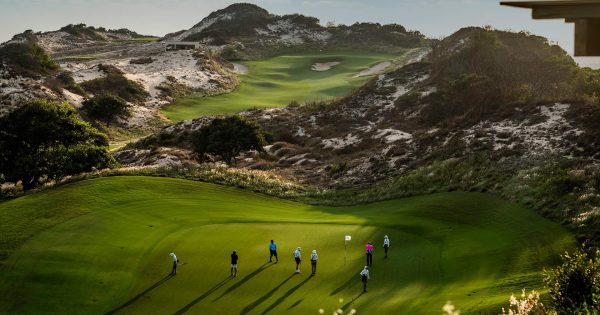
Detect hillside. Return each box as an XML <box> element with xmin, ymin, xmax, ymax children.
<box><xmin>0</xmin><ymin>26</ymin><xmax>239</xmax><ymax>136</ymax></box>
<box><xmin>163</xmin><ymin>3</ymin><xmax>428</xmax><ymax>59</ymax></box>
<box><xmin>120</xmin><ymin>27</ymin><xmax>600</xmax><ymax>243</ymax></box>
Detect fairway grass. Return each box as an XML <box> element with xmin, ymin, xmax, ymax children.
<box><xmin>161</xmin><ymin>51</ymin><xmax>402</xmax><ymax>121</ymax></box>
<box><xmin>0</xmin><ymin>177</ymin><xmax>574</xmax><ymax>314</ymax></box>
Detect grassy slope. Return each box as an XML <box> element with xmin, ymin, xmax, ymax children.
<box><xmin>0</xmin><ymin>177</ymin><xmax>574</xmax><ymax>314</ymax></box>
<box><xmin>161</xmin><ymin>51</ymin><xmax>401</xmax><ymax>121</ymax></box>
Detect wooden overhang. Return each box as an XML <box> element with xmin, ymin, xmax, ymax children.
<box><xmin>501</xmin><ymin>0</ymin><xmax>600</xmax><ymax>56</ymax></box>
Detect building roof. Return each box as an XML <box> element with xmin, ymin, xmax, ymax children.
<box><xmin>501</xmin><ymin>1</ymin><xmax>600</xmax><ymax>19</ymax></box>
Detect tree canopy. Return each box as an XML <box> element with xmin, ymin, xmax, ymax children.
<box><xmin>82</xmin><ymin>94</ymin><xmax>131</xmax><ymax>127</ymax></box>
<box><xmin>0</xmin><ymin>99</ymin><xmax>114</xmax><ymax>190</ymax></box>
<box><xmin>192</xmin><ymin>116</ymin><xmax>269</xmax><ymax>165</ymax></box>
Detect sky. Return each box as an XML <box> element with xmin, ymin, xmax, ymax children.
<box><xmin>1</xmin><ymin>0</ymin><xmax>598</xmax><ymax>66</ymax></box>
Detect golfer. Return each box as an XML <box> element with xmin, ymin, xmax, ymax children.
<box><xmin>170</xmin><ymin>252</ymin><xmax>178</xmax><ymax>276</ymax></box>
<box><xmin>365</xmin><ymin>242</ymin><xmax>374</xmax><ymax>266</ymax></box>
<box><xmin>310</xmin><ymin>250</ymin><xmax>318</xmax><ymax>275</ymax></box>
<box><xmin>269</xmin><ymin>240</ymin><xmax>278</xmax><ymax>263</ymax></box>
<box><xmin>383</xmin><ymin>235</ymin><xmax>390</xmax><ymax>258</ymax></box>
<box><xmin>360</xmin><ymin>266</ymin><xmax>370</xmax><ymax>292</ymax></box>
<box><xmin>293</xmin><ymin>247</ymin><xmax>302</xmax><ymax>273</ymax></box>
<box><xmin>231</xmin><ymin>250</ymin><xmax>239</xmax><ymax>277</ymax></box>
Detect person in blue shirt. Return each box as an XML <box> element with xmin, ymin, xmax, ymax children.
<box><xmin>269</xmin><ymin>240</ymin><xmax>278</xmax><ymax>263</ymax></box>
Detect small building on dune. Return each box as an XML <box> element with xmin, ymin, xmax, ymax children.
<box><xmin>501</xmin><ymin>0</ymin><xmax>600</xmax><ymax>56</ymax></box>
<box><xmin>164</xmin><ymin>41</ymin><xmax>201</xmax><ymax>51</ymax></box>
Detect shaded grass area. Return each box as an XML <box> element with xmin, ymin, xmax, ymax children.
<box><xmin>0</xmin><ymin>176</ymin><xmax>574</xmax><ymax>314</ymax></box>
<box><xmin>162</xmin><ymin>51</ymin><xmax>402</xmax><ymax>121</ymax></box>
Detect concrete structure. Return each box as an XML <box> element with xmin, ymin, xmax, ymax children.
<box><xmin>164</xmin><ymin>41</ymin><xmax>201</xmax><ymax>51</ymax></box>
<box><xmin>501</xmin><ymin>0</ymin><xmax>600</xmax><ymax>56</ymax></box>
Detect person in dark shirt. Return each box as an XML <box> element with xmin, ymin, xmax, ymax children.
<box><xmin>231</xmin><ymin>250</ymin><xmax>239</xmax><ymax>277</ymax></box>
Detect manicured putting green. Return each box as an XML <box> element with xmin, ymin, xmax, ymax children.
<box><xmin>0</xmin><ymin>177</ymin><xmax>574</xmax><ymax>314</ymax></box>
<box><xmin>161</xmin><ymin>52</ymin><xmax>401</xmax><ymax>121</ymax></box>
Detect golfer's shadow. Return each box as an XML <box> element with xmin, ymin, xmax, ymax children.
<box><xmin>341</xmin><ymin>292</ymin><xmax>364</xmax><ymax>311</ymax></box>
<box><xmin>330</xmin><ymin>274</ymin><xmax>358</xmax><ymax>296</ymax></box>
<box><xmin>239</xmin><ymin>273</ymin><xmax>295</xmax><ymax>315</ymax></box>
<box><xmin>173</xmin><ymin>276</ymin><xmax>233</xmax><ymax>315</ymax></box>
<box><xmin>260</xmin><ymin>275</ymin><xmax>312</xmax><ymax>315</ymax></box>
<box><xmin>104</xmin><ymin>274</ymin><xmax>172</xmax><ymax>315</ymax></box>
<box><xmin>212</xmin><ymin>262</ymin><xmax>273</xmax><ymax>302</ymax></box>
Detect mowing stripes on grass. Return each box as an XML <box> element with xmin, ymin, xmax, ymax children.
<box><xmin>161</xmin><ymin>52</ymin><xmax>402</xmax><ymax>121</ymax></box>
<box><xmin>0</xmin><ymin>176</ymin><xmax>574</xmax><ymax>314</ymax></box>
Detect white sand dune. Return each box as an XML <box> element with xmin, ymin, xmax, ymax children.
<box><xmin>232</xmin><ymin>63</ymin><xmax>248</xmax><ymax>74</ymax></box>
<box><xmin>354</xmin><ymin>61</ymin><xmax>391</xmax><ymax>77</ymax></box>
<box><xmin>311</xmin><ymin>61</ymin><xmax>340</xmax><ymax>71</ymax></box>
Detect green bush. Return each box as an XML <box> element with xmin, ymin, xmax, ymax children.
<box><xmin>82</xmin><ymin>94</ymin><xmax>131</xmax><ymax>127</ymax></box>
<box><xmin>192</xmin><ymin>115</ymin><xmax>269</xmax><ymax>165</ymax></box>
<box><xmin>80</xmin><ymin>65</ymin><xmax>148</xmax><ymax>102</ymax></box>
<box><xmin>544</xmin><ymin>248</ymin><xmax>600</xmax><ymax>314</ymax></box>
<box><xmin>0</xmin><ymin>40</ymin><xmax>58</xmax><ymax>77</ymax></box>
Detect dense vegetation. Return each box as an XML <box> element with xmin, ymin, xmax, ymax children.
<box><xmin>80</xmin><ymin>64</ymin><xmax>148</xmax><ymax>103</ymax></box>
<box><xmin>0</xmin><ymin>36</ymin><xmax>58</xmax><ymax>77</ymax></box>
<box><xmin>193</xmin><ymin>116</ymin><xmax>270</xmax><ymax>165</ymax></box>
<box><xmin>59</xmin><ymin>23</ymin><xmax>153</xmax><ymax>40</ymax></box>
<box><xmin>0</xmin><ymin>100</ymin><xmax>113</xmax><ymax>190</ymax></box>
<box><xmin>81</xmin><ymin>94</ymin><xmax>131</xmax><ymax>127</ymax></box>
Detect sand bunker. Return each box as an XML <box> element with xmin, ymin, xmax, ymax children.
<box><xmin>232</xmin><ymin>63</ymin><xmax>248</xmax><ymax>75</ymax></box>
<box><xmin>311</xmin><ymin>61</ymin><xmax>341</xmax><ymax>71</ymax></box>
<box><xmin>354</xmin><ymin>61</ymin><xmax>391</xmax><ymax>77</ymax></box>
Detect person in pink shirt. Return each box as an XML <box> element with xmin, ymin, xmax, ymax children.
<box><xmin>365</xmin><ymin>242</ymin><xmax>374</xmax><ymax>266</ymax></box>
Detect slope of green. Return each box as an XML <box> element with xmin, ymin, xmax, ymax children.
<box><xmin>0</xmin><ymin>177</ymin><xmax>574</xmax><ymax>314</ymax></box>
<box><xmin>162</xmin><ymin>51</ymin><xmax>401</xmax><ymax>121</ymax></box>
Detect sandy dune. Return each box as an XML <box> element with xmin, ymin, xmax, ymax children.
<box><xmin>311</xmin><ymin>61</ymin><xmax>340</xmax><ymax>71</ymax></box>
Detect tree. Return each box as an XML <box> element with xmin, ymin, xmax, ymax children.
<box><xmin>544</xmin><ymin>248</ymin><xmax>600</xmax><ymax>314</ymax></box>
<box><xmin>0</xmin><ymin>99</ymin><xmax>114</xmax><ymax>190</ymax></box>
<box><xmin>81</xmin><ymin>94</ymin><xmax>131</xmax><ymax>127</ymax></box>
<box><xmin>192</xmin><ymin>116</ymin><xmax>269</xmax><ymax>165</ymax></box>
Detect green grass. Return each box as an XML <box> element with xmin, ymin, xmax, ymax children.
<box><xmin>162</xmin><ymin>51</ymin><xmax>403</xmax><ymax>121</ymax></box>
<box><xmin>0</xmin><ymin>176</ymin><xmax>574</xmax><ymax>314</ymax></box>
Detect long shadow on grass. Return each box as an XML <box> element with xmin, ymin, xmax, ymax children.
<box><xmin>173</xmin><ymin>277</ymin><xmax>232</xmax><ymax>315</ymax></box>
<box><xmin>104</xmin><ymin>274</ymin><xmax>172</xmax><ymax>315</ymax></box>
<box><xmin>212</xmin><ymin>262</ymin><xmax>272</xmax><ymax>302</ymax></box>
<box><xmin>261</xmin><ymin>276</ymin><xmax>312</xmax><ymax>315</ymax></box>
<box><xmin>330</xmin><ymin>274</ymin><xmax>358</xmax><ymax>296</ymax></box>
<box><xmin>239</xmin><ymin>273</ymin><xmax>295</xmax><ymax>315</ymax></box>
<box><xmin>341</xmin><ymin>292</ymin><xmax>364</xmax><ymax>311</ymax></box>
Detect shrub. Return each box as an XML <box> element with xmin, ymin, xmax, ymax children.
<box><xmin>81</xmin><ymin>94</ymin><xmax>131</xmax><ymax>127</ymax></box>
<box><xmin>501</xmin><ymin>290</ymin><xmax>549</xmax><ymax>315</ymax></box>
<box><xmin>0</xmin><ymin>99</ymin><xmax>113</xmax><ymax>190</ymax></box>
<box><xmin>544</xmin><ymin>248</ymin><xmax>600</xmax><ymax>314</ymax></box>
<box><xmin>80</xmin><ymin>65</ymin><xmax>148</xmax><ymax>102</ymax></box>
<box><xmin>0</xmin><ymin>40</ymin><xmax>58</xmax><ymax>77</ymax></box>
<box><xmin>192</xmin><ymin>116</ymin><xmax>269</xmax><ymax>165</ymax></box>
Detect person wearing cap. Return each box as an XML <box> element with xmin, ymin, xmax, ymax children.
<box><xmin>169</xmin><ymin>252</ymin><xmax>179</xmax><ymax>276</ymax></box>
<box><xmin>383</xmin><ymin>235</ymin><xmax>390</xmax><ymax>258</ymax></box>
<box><xmin>360</xmin><ymin>266</ymin><xmax>370</xmax><ymax>292</ymax></box>
<box><xmin>231</xmin><ymin>250</ymin><xmax>239</xmax><ymax>277</ymax></box>
<box><xmin>293</xmin><ymin>247</ymin><xmax>302</xmax><ymax>273</ymax></box>
<box><xmin>310</xmin><ymin>250</ymin><xmax>318</xmax><ymax>275</ymax></box>
<box><xmin>269</xmin><ymin>240</ymin><xmax>278</xmax><ymax>263</ymax></box>
<box><xmin>365</xmin><ymin>242</ymin><xmax>374</xmax><ymax>266</ymax></box>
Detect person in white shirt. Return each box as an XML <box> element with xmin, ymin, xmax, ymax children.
<box><xmin>360</xmin><ymin>266</ymin><xmax>370</xmax><ymax>292</ymax></box>
<box><xmin>383</xmin><ymin>235</ymin><xmax>390</xmax><ymax>258</ymax></box>
<box><xmin>170</xmin><ymin>252</ymin><xmax>179</xmax><ymax>276</ymax></box>
<box><xmin>293</xmin><ymin>247</ymin><xmax>302</xmax><ymax>273</ymax></box>
<box><xmin>310</xmin><ymin>250</ymin><xmax>318</xmax><ymax>275</ymax></box>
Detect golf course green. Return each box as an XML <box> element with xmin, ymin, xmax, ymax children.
<box><xmin>161</xmin><ymin>51</ymin><xmax>401</xmax><ymax>121</ymax></box>
<box><xmin>0</xmin><ymin>176</ymin><xmax>574</xmax><ymax>314</ymax></box>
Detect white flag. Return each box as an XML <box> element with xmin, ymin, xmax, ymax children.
<box><xmin>345</xmin><ymin>235</ymin><xmax>352</xmax><ymax>241</ymax></box>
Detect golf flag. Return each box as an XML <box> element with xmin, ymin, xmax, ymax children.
<box><xmin>345</xmin><ymin>235</ymin><xmax>351</xmax><ymax>241</ymax></box>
